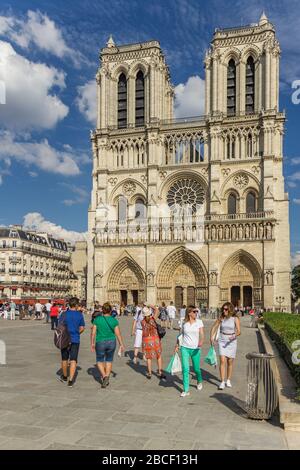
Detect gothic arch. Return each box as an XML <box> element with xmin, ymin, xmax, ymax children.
<box><xmin>221</xmin><ymin>47</ymin><xmax>241</xmax><ymax>65</ymax></box>
<box><xmin>129</xmin><ymin>60</ymin><xmax>150</xmax><ymax>78</ymax></box>
<box><xmin>107</xmin><ymin>255</ymin><xmax>145</xmax><ymax>303</ymax></box>
<box><xmin>221</xmin><ymin>249</ymin><xmax>262</xmax><ymax>284</ymax></box>
<box><xmin>111</xmin><ymin>63</ymin><xmax>130</xmax><ymax>81</ymax></box>
<box><xmin>240</xmin><ymin>44</ymin><xmax>261</xmax><ymax>63</ymax></box>
<box><xmin>157</xmin><ymin>247</ymin><xmax>208</xmax><ymax>288</ymax></box>
<box><xmin>156</xmin><ymin>247</ymin><xmax>208</xmax><ymax>306</ymax></box>
<box><xmin>220</xmin><ymin>249</ymin><xmax>262</xmax><ymax>306</ymax></box>
<box><xmin>109</xmin><ymin>178</ymin><xmax>146</xmax><ymax>205</ymax></box>
<box><xmin>220</xmin><ymin>170</ymin><xmax>260</xmax><ymax>198</ymax></box>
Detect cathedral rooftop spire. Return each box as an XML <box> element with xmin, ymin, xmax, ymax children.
<box><xmin>259</xmin><ymin>11</ymin><xmax>269</xmax><ymax>26</ymax></box>
<box><xmin>106</xmin><ymin>35</ymin><xmax>116</xmax><ymax>48</ymax></box>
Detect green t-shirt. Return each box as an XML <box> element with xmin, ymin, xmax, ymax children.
<box><xmin>94</xmin><ymin>315</ymin><xmax>119</xmax><ymax>342</ymax></box>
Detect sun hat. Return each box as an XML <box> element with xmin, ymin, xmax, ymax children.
<box><xmin>142</xmin><ymin>306</ymin><xmax>151</xmax><ymax>316</ymax></box>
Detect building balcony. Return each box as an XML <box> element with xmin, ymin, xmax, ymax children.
<box><xmin>94</xmin><ymin>211</ymin><xmax>275</xmax><ymax>246</ymax></box>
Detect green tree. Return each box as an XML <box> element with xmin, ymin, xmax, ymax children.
<box><xmin>292</xmin><ymin>265</ymin><xmax>300</xmax><ymax>300</ymax></box>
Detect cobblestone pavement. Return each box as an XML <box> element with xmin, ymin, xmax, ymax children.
<box><xmin>0</xmin><ymin>315</ymin><xmax>289</xmax><ymax>450</ymax></box>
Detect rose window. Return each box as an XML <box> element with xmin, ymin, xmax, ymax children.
<box><xmin>167</xmin><ymin>179</ymin><xmax>205</xmax><ymax>213</ymax></box>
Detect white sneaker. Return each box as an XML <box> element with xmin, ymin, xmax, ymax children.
<box><xmin>218</xmin><ymin>381</ymin><xmax>225</xmax><ymax>390</ymax></box>
<box><xmin>180</xmin><ymin>391</ymin><xmax>190</xmax><ymax>397</ymax></box>
<box><xmin>226</xmin><ymin>379</ymin><xmax>232</xmax><ymax>388</ymax></box>
<box><xmin>197</xmin><ymin>382</ymin><xmax>203</xmax><ymax>391</ymax></box>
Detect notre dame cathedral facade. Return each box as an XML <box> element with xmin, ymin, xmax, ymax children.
<box><xmin>87</xmin><ymin>13</ymin><xmax>291</xmax><ymax>312</ymax></box>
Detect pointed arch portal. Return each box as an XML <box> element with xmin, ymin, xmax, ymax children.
<box><xmin>107</xmin><ymin>256</ymin><xmax>145</xmax><ymax>305</ymax></box>
<box><xmin>220</xmin><ymin>250</ymin><xmax>262</xmax><ymax>307</ymax></box>
<box><xmin>156</xmin><ymin>247</ymin><xmax>208</xmax><ymax>308</ymax></box>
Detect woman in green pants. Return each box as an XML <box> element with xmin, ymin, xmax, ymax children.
<box><xmin>174</xmin><ymin>305</ymin><xmax>204</xmax><ymax>397</ymax></box>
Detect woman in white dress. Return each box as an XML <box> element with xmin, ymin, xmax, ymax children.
<box><xmin>210</xmin><ymin>302</ymin><xmax>241</xmax><ymax>390</ymax></box>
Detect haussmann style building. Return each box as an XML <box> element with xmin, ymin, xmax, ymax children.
<box><xmin>87</xmin><ymin>13</ymin><xmax>291</xmax><ymax>312</ymax></box>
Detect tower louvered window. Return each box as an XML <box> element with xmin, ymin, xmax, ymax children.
<box><xmin>135</xmin><ymin>71</ymin><xmax>145</xmax><ymax>127</ymax></box>
<box><xmin>227</xmin><ymin>59</ymin><xmax>236</xmax><ymax>116</ymax></box>
<box><xmin>246</xmin><ymin>57</ymin><xmax>255</xmax><ymax>114</ymax></box>
<box><xmin>118</xmin><ymin>74</ymin><xmax>127</xmax><ymax>129</ymax></box>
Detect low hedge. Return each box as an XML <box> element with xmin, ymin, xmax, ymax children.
<box><xmin>263</xmin><ymin>312</ymin><xmax>300</xmax><ymax>387</ymax></box>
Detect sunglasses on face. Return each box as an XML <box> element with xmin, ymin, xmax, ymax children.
<box><xmin>223</xmin><ymin>307</ymin><xmax>229</xmax><ymax>311</ymax></box>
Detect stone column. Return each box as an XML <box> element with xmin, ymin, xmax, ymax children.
<box><xmin>205</xmin><ymin>57</ymin><xmax>211</xmax><ymax>115</ymax></box>
<box><xmin>239</xmin><ymin>60</ymin><xmax>246</xmax><ymax>115</ymax></box>
<box><xmin>265</xmin><ymin>49</ymin><xmax>271</xmax><ymax>110</ymax></box>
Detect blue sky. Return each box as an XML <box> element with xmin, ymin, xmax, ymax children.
<box><xmin>0</xmin><ymin>0</ymin><xmax>299</xmax><ymax>263</ymax></box>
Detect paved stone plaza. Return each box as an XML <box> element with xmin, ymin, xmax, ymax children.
<box><xmin>0</xmin><ymin>316</ymin><xmax>290</xmax><ymax>450</ymax></box>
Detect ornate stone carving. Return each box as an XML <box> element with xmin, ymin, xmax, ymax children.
<box><xmin>108</xmin><ymin>177</ymin><xmax>118</xmax><ymax>186</ymax></box>
<box><xmin>251</xmin><ymin>166</ymin><xmax>260</xmax><ymax>175</ymax></box>
<box><xmin>94</xmin><ymin>273</ymin><xmax>103</xmax><ymax>287</ymax></box>
<box><xmin>233</xmin><ymin>173</ymin><xmax>249</xmax><ymax>189</ymax></box>
<box><xmin>209</xmin><ymin>271</ymin><xmax>218</xmax><ymax>285</ymax></box>
<box><xmin>141</xmin><ymin>175</ymin><xmax>147</xmax><ymax>183</ymax></box>
<box><xmin>265</xmin><ymin>270</ymin><xmax>274</xmax><ymax>285</ymax></box>
<box><xmin>167</xmin><ymin>179</ymin><xmax>205</xmax><ymax>213</ymax></box>
<box><xmin>222</xmin><ymin>168</ymin><xmax>231</xmax><ymax>177</ymax></box>
<box><xmin>159</xmin><ymin>171</ymin><xmax>167</xmax><ymax>180</ymax></box>
<box><xmin>123</xmin><ymin>181</ymin><xmax>136</xmax><ymax>196</ymax></box>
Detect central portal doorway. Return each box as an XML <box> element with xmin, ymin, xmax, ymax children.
<box><xmin>231</xmin><ymin>286</ymin><xmax>240</xmax><ymax>307</ymax></box>
<box><xmin>243</xmin><ymin>286</ymin><xmax>253</xmax><ymax>307</ymax></box>
<box><xmin>175</xmin><ymin>286</ymin><xmax>183</xmax><ymax>309</ymax></box>
<box><xmin>120</xmin><ymin>290</ymin><xmax>128</xmax><ymax>305</ymax></box>
<box><xmin>131</xmin><ymin>290</ymin><xmax>139</xmax><ymax>305</ymax></box>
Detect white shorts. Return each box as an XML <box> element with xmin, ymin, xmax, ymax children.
<box><xmin>134</xmin><ymin>329</ymin><xmax>143</xmax><ymax>348</ymax></box>
<box><xmin>168</xmin><ymin>313</ymin><xmax>176</xmax><ymax>319</ymax></box>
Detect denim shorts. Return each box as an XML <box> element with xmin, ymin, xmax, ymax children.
<box><xmin>96</xmin><ymin>339</ymin><xmax>116</xmax><ymax>363</ymax></box>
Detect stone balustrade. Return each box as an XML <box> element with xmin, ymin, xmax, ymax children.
<box><xmin>94</xmin><ymin>211</ymin><xmax>275</xmax><ymax>245</ymax></box>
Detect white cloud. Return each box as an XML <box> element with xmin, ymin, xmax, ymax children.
<box><xmin>291</xmin><ymin>157</ymin><xmax>300</xmax><ymax>165</ymax></box>
<box><xmin>60</xmin><ymin>183</ymin><xmax>89</xmax><ymax>206</ymax></box>
<box><xmin>287</xmin><ymin>181</ymin><xmax>297</xmax><ymax>188</ymax></box>
<box><xmin>0</xmin><ymin>131</ymin><xmax>80</xmax><ymax>176</ymax></box>
<box><xmin>0</xmin><ymin>10</ymin><xmax>82</xmax><ymax>65</ymax></box>
<box><xmin>23</xmin><ymin>212</ymin><xmax>87</xmax><ymax>244</ymax></box>
<box><xmin>174</xmin><ymin>75</ymin><xmax>205</xmax><ymax>118</ymax></box>
<box><xmin>292</xmin><ymin>252</ymin><xmax>300</xmax><ymax>268</ymax></box>
<box><xmin>29</xmin><ymin>171</ymin><xmax>38</xmax><ymax>178</ymax></box>
<box><xmin>76</xmin><ymin>79</ymin><xmax>97</xmax><ymax>125</ymax></box>
<box><xmin>293</xmin><ymin>199</ymin><xmax>300</xmax><ymax>205</ymax></box>
<box><xmin>288</xmin><ymin>172</ymin><xmax>300</xmax><ymax>182</ymax></box>
<box><xmin>0</xmin><ymin>40</ymin><xmax>68</xmax><ymax>132</ymax></box>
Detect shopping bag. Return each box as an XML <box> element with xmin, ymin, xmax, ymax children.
<box><xmin>172</xmin><ymin>352</ymin><xmax>182</xmax><ymax>374</ymax></box>
<box><xmin>204</xmin><ymin>346</ymin><xmax>218</xmax><ymax>367</ymax></box>
<box><xmin>166</xmin><ymin>352</ymin><xmax>182</xmax><ymax>375</ymax></box>
<box><xmin>166</xmin><ymin>354</ymin><xmax>175</xmax><ymax>374</ymax></box>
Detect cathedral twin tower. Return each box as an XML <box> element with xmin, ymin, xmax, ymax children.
<box><xmin>87</xmin><ymin>13</ymin><xmax>291</xmax><ymax>312</ymax></box>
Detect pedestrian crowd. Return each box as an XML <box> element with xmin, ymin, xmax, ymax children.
<box><xmin>52</xmin><ymin>297</ymin><xmax>243</xmax><ymax>396</ymax></box>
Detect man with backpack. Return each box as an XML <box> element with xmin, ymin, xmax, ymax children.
<box><xmin>57</xmin><ymin>297</ymin><xmax>85</xmax><ymax>387</ymax></box>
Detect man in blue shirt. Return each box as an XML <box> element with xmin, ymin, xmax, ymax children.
<box><xmin>58</xmin><ymin>297</ymin><xmax>85</xmax><ymax>387</ymax></box>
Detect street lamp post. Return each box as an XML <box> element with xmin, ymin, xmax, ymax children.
<box><xmin>276</xmin><ymin>296</ymin><xmax>285</xmax><ymax>312</ymax></box>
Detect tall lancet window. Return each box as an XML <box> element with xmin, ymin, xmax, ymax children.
<box><xmin>246</xmin><ymin>56</ymin><xmax>255</xmax><ymax>114</ymax></box>
<box><xmin>135</xmin><ymin>71</ymin><xmax>145</xmax><ymax>127</ymax></box>
<box><xmin>227</xmin><ymin>59</ymin><xmax>236</xmax><ymax>116</ymax></box>
<box><xmin>118</xmin><ymin>73</ymin><xmax>127</xmax><ymax>129</ymax></box>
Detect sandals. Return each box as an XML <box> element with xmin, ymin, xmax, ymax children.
<box><xmin>146</xmin><ymin>372</ymin><xmax>152</xmax><ymax>379</ymax></box>
<box><xmin>157</xmin><ymin>373</ymin><xmax>167</xmax><ymax>380</ymax></box>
